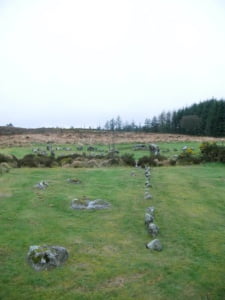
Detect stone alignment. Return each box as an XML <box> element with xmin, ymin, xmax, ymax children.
<box><xmin>144</xmin><ymin>166</ymin><xmax>162</xmax><ymax>251</ymax></box>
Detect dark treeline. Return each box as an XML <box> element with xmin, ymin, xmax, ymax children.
<box><xmin>1</xmin><ymin>98</ymin><xmax>225</xmax><ymax>137</ymax></box>
<box><xmin>104</xmin><ymin>98</ymin><xmax>225</xmax><ymax>137</ymax></box>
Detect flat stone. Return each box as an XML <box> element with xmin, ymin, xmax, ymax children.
<box><xmin>71</xmin><ymin>198</ymin><xmax>111</xmax><ymax>210</ymax></box>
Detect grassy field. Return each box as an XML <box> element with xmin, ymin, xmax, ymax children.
<box><xmin>0</xmin><ymin>163</ymin><xmax>224</xmax><ymax>299</ymax></box>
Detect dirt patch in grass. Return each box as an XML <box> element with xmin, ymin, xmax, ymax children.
<box><xmin>102</xmin><ymin>273</ymin><xmax>144</xmax><ymax>289</ymax></box>
<box><xmin>0</xmin><ymin>192</ymin><xmax>12</xmax><ymax>198</ymax></box>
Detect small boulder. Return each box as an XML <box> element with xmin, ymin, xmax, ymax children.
<box><xmin>144</xmin><ymin>213</ymin><xmax>154</xmax><ymax>225</ymax></box>
<box><xmin>145</xmin><ymin>181</ymin><xmax>152</xmax><ymax>188</ymax></box>
<box><xmin>27</xmin><ymin>245</ymin><xmax>69</xmax><ymax>271</ymax></box>
<box><xmin>146</xmin><ymin>206</ymin><xmax>155</xmax><ymax>215</ymax></box>
<box><xmin>144</xmin><ymin>193</ymin><xmax>152</xmax><ymax>200</ymax></box>
<box><xmin>146</xmin><ymin>239</ymin><xmax>162</xmax><ymax>251</ymax></box>
<box><xmin>145</xmin><ymin>172</ymin><xmax>151</xmax><ymax>179</ymax></box>
<box><xmin>34</xmin><ymin>181</ymin><xmax>48</xmax><ymax>190</ymax></box>
<box><xmin>148</xmin><ymin>223</ymin><xmax>159</xmax><ymax>237</ymax></box>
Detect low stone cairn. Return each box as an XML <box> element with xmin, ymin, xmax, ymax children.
<box><xmin>27</xmin><ymin>245</ymin><xmax>69</xmax><ymax>271</ymax></box>
<box><xmin>71</xmin><ymin>197</ymin><xmax>111</xmax><ymax>210</ymax></box>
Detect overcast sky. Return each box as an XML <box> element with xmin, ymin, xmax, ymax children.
<box><xmin>0</xmin><ymin>0</ymin><xmax>225</xmax><ymax>128</ymax></box>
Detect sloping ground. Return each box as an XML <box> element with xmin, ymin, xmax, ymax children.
<box><xmin>0</xmin><ymin>131</ymin><xmax>224</xmax><ymax>146</ymax></box>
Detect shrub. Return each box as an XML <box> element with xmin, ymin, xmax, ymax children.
<box><xmin>108</xmin><ymin>157</ymin><xmax>121</xmax><ymax>166</ymax></box>
<box><xmin>56</xmin><ymin>154</ymin><xmax>81</xmax><ymax>166</ymax></box>
<box><xmin>178</xmin><ymin>148</ymin><xmax>201</xmax><ymax>165</ymax></box>
<box><xmin>19</xmin><ymin>154</ymin><xmax>39</xmax><ymax>167</ymax></box>
<box><xmin>138</xmin><ymin>154</ymin><xmax>167</xmax><ymax>167</ymax></box>
<box><xmin>19</xmin><ymin>154</ymin><xmax>55</xmax><ymax>167</ymax></box>
<box><xmin>199</xmin><ymin>142</ymin><xmax>225</xmax><ymax>163</ymax></box>
<box><xmin>121</xmin><ymin>153</ymin><xmax>135</xmax><ymax>166</ymax></box>
<box><xmin>0</xmin><ymin>153</ymin><xmax>18</xmax><ymax>167</ymax></box>
<box><xmin>169</xmin><ymin>158</ymin><xmax>177</xmax><ymax>166</ymax></box>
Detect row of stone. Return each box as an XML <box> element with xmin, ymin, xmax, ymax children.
<box><xmin>144</xmin><ymin>166</ymin><xmax>162</xmax><ymax>251</ymax></box>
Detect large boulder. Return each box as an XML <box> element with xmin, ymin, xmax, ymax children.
<box><xmin>146</xmin><ymin>239</ymin><xmax>162</xmax><ymax>251</ymax></box>
<box><xmin>27</xmin><ymin>245</ymin><xmax>69</xmax><ymax>271</ymax></box>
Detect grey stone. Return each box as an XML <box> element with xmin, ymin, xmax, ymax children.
<box><xmin>145</xmin><ymin>172</ymin><xmax>151</xmax><ymax>179</ymax></box>
<box><xmin>145</xmin><ymin>166</ymin><xmax>151</xmax><ymax>172</ymax></box>
<box><xmin>145</xmin><ymin>167</ymin><xmax>151</xmax><ymax>178</ymax></box>
<box><xmin>27</xmin><ymin>245</ymin><xmax>69</xmax><ymax>271</ymax></box>
<box><xmin>148</xmin><ymin>223</ymin><xmax>159</xmax><ymax>237</ymax></box>
<box><xmin>144</xmin><ymin>213</ymin><xmax>154</xmax><ymax>225</ymax></box>
<box><xmin>144</xmin><ymin>193</ymin><xmax>152</xmax><ymax>200</ymax></box>
<box><xmin>149</xmin><ymin>144</ymin><xmax>160</xmax><ymax>156</ymax></box>
<box><xmin>146</xmin><ymin>206</ymin><xmax>155</xmax><ymax>215</ymax></box>
<box><xmin>34</xmin><ymin>181</ymin><xmax>48</xmax><ymax>190</ymax></box>
<box><xmin>145</xmin><ymin>181</ymin><xmax>152</xmax><ymax>188</ymax></box>
<box><xmin>146</xmin><ymin>239</ymin><xmax>162</xmax><ymax>251</ymax></box>
<box><xmin>71</xmin><ymin>198</ymin><xmax>111</xmax><ymax>210</ymax></box>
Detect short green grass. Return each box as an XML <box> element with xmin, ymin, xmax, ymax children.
<box><xmin>0</xmin><ymin>164</ymin><xmax>224</xmax><ymax>299</ymax></box>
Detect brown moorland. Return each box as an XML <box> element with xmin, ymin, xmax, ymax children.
<box><xmin>0</xmin><ymin>131</ymin><xmax>224</xmax><ymax>147</ymax></box>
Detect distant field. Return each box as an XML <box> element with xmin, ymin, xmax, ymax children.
<box><xmin>1</xmin><ymin>131</ymin><xmax>224</xmax><ymax>161</ymax></box>
<box><xmin>0</xmin><ymin>164</ymin><xmax>224</xmax><ymax>299</ymax></box>
<box><xmin>0</xmin><ymin>140</ymin><xmax>202</xmax><ymax>160</ymax></box>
